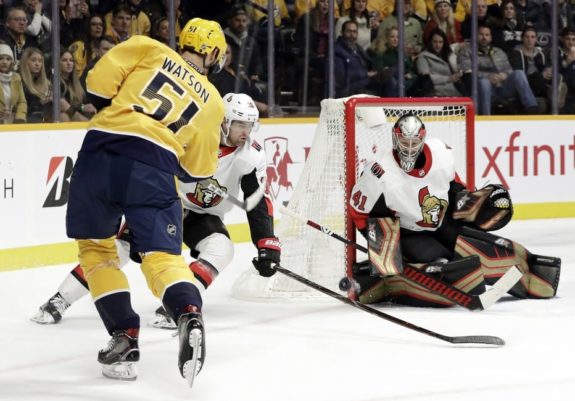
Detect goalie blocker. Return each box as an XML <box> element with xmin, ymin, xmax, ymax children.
<box><xmin>350</xmin><ymin>217</ymin><xmax>560</xmax><ymax>307</ymax></box>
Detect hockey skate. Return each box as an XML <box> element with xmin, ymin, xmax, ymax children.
<box><xmin>178</xmin><ymin>306</ymin><xmax>205</xmax><ymax>388</ymax></box>
<box><xmin>98</xmin><ymin>328</ymin><xmax>140</xmax><ymax>381</ymax></box>
<box><xmin>30</xmin><ymin>293</ymin><xmax>70</xmax><ymax>324</ymax></box>
<box><xmin>149</xmin><ymin>306</ymin><xmax>177</xmax><ymax>330</ymax></box>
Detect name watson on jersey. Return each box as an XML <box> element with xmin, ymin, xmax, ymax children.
<box><xmin>161</xmin><ymin>57</ymin><xmax>210</xmax><ymax>103</ymax></box>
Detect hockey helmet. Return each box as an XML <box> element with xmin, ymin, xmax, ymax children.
<box><xmin>221</xmin><ymin>93</ymin><xmax>259</xmax><ymax>145</ymax></box>
<box><xmin>179</xmin><ymin>18</ymin><xmax>227</xmax><ymax>73</ymax></box>
<box><xmin>392</xmin><ymin>114</ymin><xmax>427</xmax><ymax>172</ymax></box>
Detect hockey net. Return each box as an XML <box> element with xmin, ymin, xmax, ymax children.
<box><xmin>232</xmin><ymin>97</ymin><xmax>475</xmax><ymax>301</ymax></box>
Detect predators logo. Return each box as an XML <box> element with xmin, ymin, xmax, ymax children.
<box><xmin>415</xmin><ymin>186</ymin><xmax>448</xmax><ymax>228</ymax></box>
<box><xmin>187</xmin><ymin>178</ymin><xmax>225</xmax><ymax>208</ymax></box>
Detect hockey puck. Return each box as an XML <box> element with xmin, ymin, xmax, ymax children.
<box><xmin>339</xmin><ymin>277</ymin><xmax>351</xmax><ymax>291</ymax></box>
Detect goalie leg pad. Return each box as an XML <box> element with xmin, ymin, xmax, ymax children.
<box><xmin>455</xmin><ymin>226</ymin><xmax>561</xmax><ymax>299</ymax></box>
<box><xmin>366</xmin><ymin>217</ymin><xmax>403</xmax><ymax>277</ymax></box>
<box><xmin>356</xmin><ymin>257</ymin><xmax>486</xmax><ymax>307</ymax></box>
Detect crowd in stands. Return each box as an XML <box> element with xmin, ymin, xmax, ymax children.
<box><xmin>0</xmin><ymin>0</ymin><xmax>574</xmax><ymax>123</ymax></box>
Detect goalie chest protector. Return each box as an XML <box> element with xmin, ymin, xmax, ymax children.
<box><xmin>355</xmin><ymin>138</ymin><xmax>455</xmax><ymax>232</ymax></box>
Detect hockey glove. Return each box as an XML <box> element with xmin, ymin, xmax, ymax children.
<box><xmin>252</xmin><ymin>238</ymin><xmax>281</xmax><ymax>277</ymax></box>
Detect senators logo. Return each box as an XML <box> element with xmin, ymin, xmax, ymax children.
<box><xmin>187</xmin><ymin>178</ymin><xmax>225</xmax><ymax>208</ymax></box>
<box><xmin>415</xmin><ymin>186</ymin><xmax>448</xmax><ymax>228</ymax></box>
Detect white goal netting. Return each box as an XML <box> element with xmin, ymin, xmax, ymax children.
<box><xmin>232</xmin><ymin>97</ymin><xmax>474</xmax><ymax>301</ymax></box>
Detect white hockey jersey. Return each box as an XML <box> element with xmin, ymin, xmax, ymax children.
<box><xmin>350</xmin><ymin>138</ymin><xmax>456</xmax><ymax>232</ymax></box>
<box><xmin>179</xmin><ymin>138</ymin><xmax>267</xmax><ymax>219</ymax></box>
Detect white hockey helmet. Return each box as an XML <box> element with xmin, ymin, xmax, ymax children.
<box><xmin>392</xmin><ymin>114</ymin><xmax>427</xmax><ymax>172</ymax></box>
<box><xmin>221</xmin><ymin>93</ymin><xmax>259</xmax><ymax>145</ymax></box>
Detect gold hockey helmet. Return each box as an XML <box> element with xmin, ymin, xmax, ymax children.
<box><xmin>179</xmin><ymin>18</ymin><xmax>227</xmax><ymax>73</ymax></box>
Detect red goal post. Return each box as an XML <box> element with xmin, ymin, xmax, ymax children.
<box><xmin>232</xmin><ymin>96</ymin><xmax>475</xmax><ymax>301</ymax></box>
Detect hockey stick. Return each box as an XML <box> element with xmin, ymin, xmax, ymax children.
<box><xmin>279</xmin><ymin>205</ymin><xmax>522</xmax><ymax>311</ymax></box>
<box><xmin>274</xmin><ymin>264</ymin><xmax>505</xmax><ymax>346</ymax></box>
<box><xmin>206</xmin><ymin>182</ymin><xmax>265</xmax><ymax>212</ymax></box>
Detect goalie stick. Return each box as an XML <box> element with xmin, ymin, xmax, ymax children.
<box><xmin>274</xmin><ymin>264</ymin><xmax>505</xmax><ymax>346</ymax></box>
<box><xmin>279</xmin><ymin>205</ymin><xmax>522</xmax><ymax>311</ymax></box>
<box><xmin>206</xmin><ymin>182</ymin><xmax>265</xmax><ymax>212</ymax></box>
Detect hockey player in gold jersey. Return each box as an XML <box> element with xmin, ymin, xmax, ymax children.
<box><xmin>65</xmin><ymin>18</ymin><xmax>226</xmax><ymax>386</ymax></box>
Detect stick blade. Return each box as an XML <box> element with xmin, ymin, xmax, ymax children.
<box><xmin>447</xmin><ymin>335</ymin><xmax>505</xmax><ymax>346</ymax></box>
<box><xmin>244</xmin><ymin>184</ymin><xmax>266</xmax><ymax>212</ymax></box>
<box><xmin>478</xmin><ymin>266</ymin><xmax>523</xmax><ymax>310</ymax></box>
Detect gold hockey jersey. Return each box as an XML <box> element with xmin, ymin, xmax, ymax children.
<box><xmin>86</xmin><ymin>35</ymin><xmax>224</xmax><ymax>180</ymax></box>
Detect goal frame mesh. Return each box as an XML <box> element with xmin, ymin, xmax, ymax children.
<box><xmin>231</xmin><ymin>96</ymin><xmax>475</xmax><ymax>301</ymax></box>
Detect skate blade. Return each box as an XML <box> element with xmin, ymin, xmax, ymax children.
<box><xmin>30</xmin><ymin>311</ymin><xmax>57</xmax><ymax>325</ymax></box>
<box><xmin>183</xmin><ymin>328</ymin><xmax>203</xmax><ymax>388</ymax></box>
<box><xmin>102</xmin><ymin>362</ymin><xmax>137</xmax><ymax>381</ymax></box>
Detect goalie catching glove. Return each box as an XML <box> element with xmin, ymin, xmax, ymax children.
<box><xmin>252</xmin><ymin>238</ymin><xmax>281</xmax><ymax>277</ymax></box>
<box><xmin>453</xmin><ymin>184</ymin><xmax>513</xmax><ymax>231</ymax></box>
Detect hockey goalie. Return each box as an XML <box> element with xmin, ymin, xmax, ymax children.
<box><xmin>347</xmin><ymin>114</ymin><xmax>561</xmax><ymax>307</ymax></box>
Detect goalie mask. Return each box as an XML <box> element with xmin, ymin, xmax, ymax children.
<box><xmin>392</xmin><ymin>114</ymin><xmax>427</xmax><ymax>172</ymax></box>
<box><xmin>221</xmin><ymin>93</ymin><xmax>259</xmax><ymax>146</ymax></box>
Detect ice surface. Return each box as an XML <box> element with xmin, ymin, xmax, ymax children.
<box><xmin>0</xmin><ymin>219</ymin><xmax>573</xmax><ymax>401</ymax></box>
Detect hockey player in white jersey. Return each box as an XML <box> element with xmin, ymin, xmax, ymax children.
<box><xmin>32</xmin><ymin>93</ymin><xmax>280</xmax><ymax>327</ymax></box>
<box><xmin>348</xmin><ymin>113</ymin><xmax>561</xmax><ymax>306</ymax></box>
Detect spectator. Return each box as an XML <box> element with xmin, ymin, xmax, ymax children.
<box><xmin>459</xmin><ymin>25</ymin><xmax>538</xmax><ymax>115</ymax></box>
<box><xmin>294</xmin><ymin>0</ymin><xmax>334</xmax><ymax>104</ymax></box>
<box><xmin>336</xmin><ymin>0</ymin><xmax>380</xmax><ymax>51</ymax></box>
<box><xmin>380</xmin><ymin>0</ymin><xmax>424</xmax><ymax>58</ymax></box>
<box><xmin>461</xmin><ymin>0</ymin><xmax>501</xmax><ymax>43</ymax></box>
<box><xmin>416</xmin><ymin>28</ymin><xmax>464</xmax><ymax>96</ymax></box>
<box><xmin>390</xmin><ymin>0</ymin><xmax>430</xmax><ymax>22</ymax></box>
<box><xmin>0</xmin><ymin>6</ymin><xmax>40</xmax><ymax>70</ymax></box>
<box><xmin>556</xmin><ymin>0</ymin><xmax>575</xmax><ymax>32</ymax></box>
<box><xmin>497</xmin><ymin>0</ymin><xmax>526</xmax><ymax>54</ymax></box>
<box><xmin>145</xmin><ymin>0</ymin><xmax>184</xmax><ymax>40</ymax></box>
<box><xmin>368</xmin><ymin>25</ymin><xmax>418</xmax><ymax>96</ymax></box>
<box><xmin>23</xmin><ymin>0</ymin><xmax>51</xmax><ymax>51</ymax></box>
<box><xmin>559</xmin><ymin>27</ymin><xmax>575</xmax><ymax>113</ymax></box>
<box><xmin>209</xmin><ymin>43</ymin><xmax>269</xmax><ymax>115</ymax></box>
<box><xmin>18</xmin><ymin>46</ymin><xmax>51</xmax><ymax>123</ymax></box>
<box><xmin>59</xmin><ymin>0</ymin><xmax>92</xmax><ymax>47</ymax></box>
<box><xmin>151</xmin><ymin>16</ymin><xmax>170</xmax><ymax>46</ymax></box>
<box><xmin>293</xmin><ymin>0</ymin><xmax>340</xmax><ymax>21</ymax></box>
<box><xmin>105</xmin><ymin>0</ymin><xmax>151</xmax><ymax>38</ymax></box>
<box><xmin>224</xmin><ymin>5</ymin><xmax>264</xmax><ymax>89</ymax></box>
<box><xmin>0</xmin><ymin>43</ymin><xmax>27</xmax><ymax>124</ymax></box>
<box><xmin>69</xmin><ymin>14</ymin><xmax>105</xmax><ymax>77</ymax></box>
<box><xmin>335</xmin><ymin>20</ymin><xmax>378</xmax><ymax>97</ymax></box>
<box><xmin>515</xmin><ymin>0</ymin><xmax>548</xmax><ymax>34</ymax></box>
<box><xmin>512</xmin><ymin>27</ymin><xmax>568</xmax><ymax>112</ymax></box>
<box><xmin>58</xmin><ymin>49</ymin><xmax>95</xmax><ymax>122</ymax></box>
<box><xmin>454</xmin><ymin>0</ymin><xmax>500</xmax><ymax>23</ymax></box>
<box><xmin>79</xmin><ymin>35</ymin><xmax>115</xmax><ymax>90</ymax></box>
<box><xmin>423</xmin><ymin>0</ymin><xmax>463</xmax><ymax>50</ymax></box>
<box><xmin>341</xmin><ymin>0</ymin><xmax>394</xmax><ymax>21</ymax></box>
<box><xmin>247</xmin><ymin>0</ymin><xmax>291</xmax><ymax>28</ymax></box>
<box><xmin>105</xmin><ymin>3</ymin><xmax>132</xmax><ymax>44</ymax></box>
<box><xmin>294</xmin><ymin>0</ymin><xmax>332</xmax><ymax>58</ymax></box>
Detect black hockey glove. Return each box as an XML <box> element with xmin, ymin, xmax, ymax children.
<box><xmin>252</xmin><ymin>238</ymin><xmax>281</xmax><ymax>277</ymax></box>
